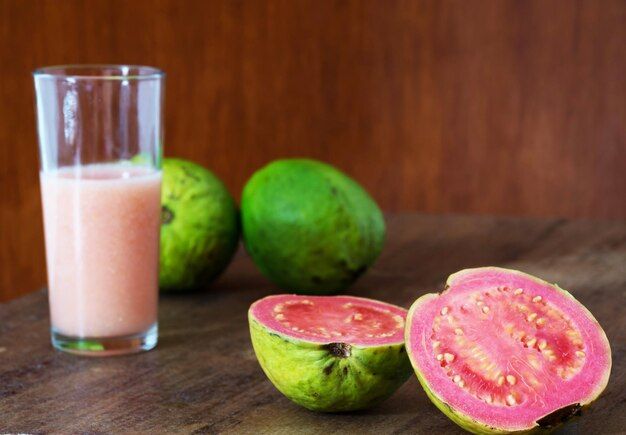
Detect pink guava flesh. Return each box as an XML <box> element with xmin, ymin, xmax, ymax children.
<box><xmin>406</xmin><ymin>268</ymin><xmax>611</xmax><ymax>432</ymax></box>
<box><xmin>250</xmin><ymin>294</ymin><xmax>406</xmax><ymax>346</ymax></box>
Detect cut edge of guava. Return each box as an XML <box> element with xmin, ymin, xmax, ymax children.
<box><xmin>249</xmin><ymin>294</ymin><xmax>407</xmax><ymax>347</ymax></box>
<box><xmin>446</xmin><ymin>267</ymin><xmax>612</xmax><ymax>406</ymax></box>
<box><xmin>407</xmin><ymin>294</ymin><xmax>534</xmax><ymax>434</ymax></box>
<box><xmin>405</xmin><ymin>268</ymin><xmax>612</xmax><ymax>433</ymax></box>
<box><xmin>416</xmin><ymin>360</ymin><xmax>585</xmax><ymax>434</ymax></box>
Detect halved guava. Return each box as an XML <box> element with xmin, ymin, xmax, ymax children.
<box><xmin>406</xmin><ymin>267</ymin><xmax>612</xmax><ymax>433</ymax></box>
<box><xmin>249</xmin><ymin>294</ymin><xmax>412</xmax><ymax>412</ymax></box>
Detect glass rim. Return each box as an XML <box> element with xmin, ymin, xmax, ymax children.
<box><xmin>33</xmin><ymin>64</ymin><xmax>165</xmax><ymax>81</ymax></box>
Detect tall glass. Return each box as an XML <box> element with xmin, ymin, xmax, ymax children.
<box><xmin>33</xmin><ymin>65</ymin><xmax>165</xmax><ymax>356</ymax></box>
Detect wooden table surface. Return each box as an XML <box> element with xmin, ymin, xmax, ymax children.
<box><xmin>1</xmin><ymin>214</ymin><xmax>624</xmax><ymax>434</ymax></box>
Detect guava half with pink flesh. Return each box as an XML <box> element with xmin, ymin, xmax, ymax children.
<box><xmin>249</xmin><ymin>294</ymin><xmax>413</xmax><ymax>412</ymax></box>
<box><xmin>406</xmin><ymin>267</ymin><xmax>612</xmax><ymax>434</ymax></box>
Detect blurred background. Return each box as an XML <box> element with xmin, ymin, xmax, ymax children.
<box><xmin>0</xmin><ymin>0</ymin><xmax>624</xmax><ymax>301</ymax></box>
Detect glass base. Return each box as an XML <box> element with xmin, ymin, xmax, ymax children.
<box><xmin>51</xmin><ymin>323</ymin><xmax>158</xmax><ymax>356</ymax></box>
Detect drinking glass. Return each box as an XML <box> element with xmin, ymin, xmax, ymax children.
<box><xmin>33</xmin><ymin>65</ymin><xmax>165</xmax><ymax>355</ymax></box>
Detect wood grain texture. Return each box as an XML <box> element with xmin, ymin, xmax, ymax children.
<box><xmin>0</xmin><ymin>0</ymin><xmax>625</xmax><ymax>299</ymax></box>
<box><xmin>0</xmin><ymin>214</ymin><xmax>625</xmax><ymax>433</ymax></box>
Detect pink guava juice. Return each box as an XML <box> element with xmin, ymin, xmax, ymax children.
<box><xmin>40</xmin><ymin>163</ymin><xmax>161</xmax><ymax>339</ymax></box>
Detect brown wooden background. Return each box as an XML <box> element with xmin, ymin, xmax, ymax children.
<box><xmin>1</xmin><ymin>0</ymin><xmax>625</xmax><ymax>301</ymax></box>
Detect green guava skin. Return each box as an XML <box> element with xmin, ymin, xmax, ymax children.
<box><xmin>406</xmin><ymin>268</ymin><xmax>612</xmax><ymax>435</ymax></box>
<box><xmin>249</xmin><ymin>316</ymin><xmax>412</xmax><ymax>412</ymax></box>
<box><xmin>241</xmin><ymin>159</ymin><xmax>385</xmax><ymax>294</ymax></box>
<box><xmin>159</xmin><ymin>158</ymin><xmax>239</xmax><ymax>291</ymax></box>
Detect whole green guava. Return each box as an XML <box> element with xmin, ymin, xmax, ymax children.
<box><xmin>159</xmin><ymin>158</ymin><xmax>239</xmax><ymax>291</ymax></box>
<box><xmin>241</xmin><ymin>159</ymin><xmax>385</xmax><ymax>294</ymax></box>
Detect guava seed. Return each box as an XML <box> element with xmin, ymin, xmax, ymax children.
<box><xmin>506</xmin><ymin>394</ymin><xmax>517</xmax><ymax>406</ymax></box>
<box><xmin>536</xmin><ymin>318</ymin><xmax>546</xmax><ymax>327</ymax></box>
